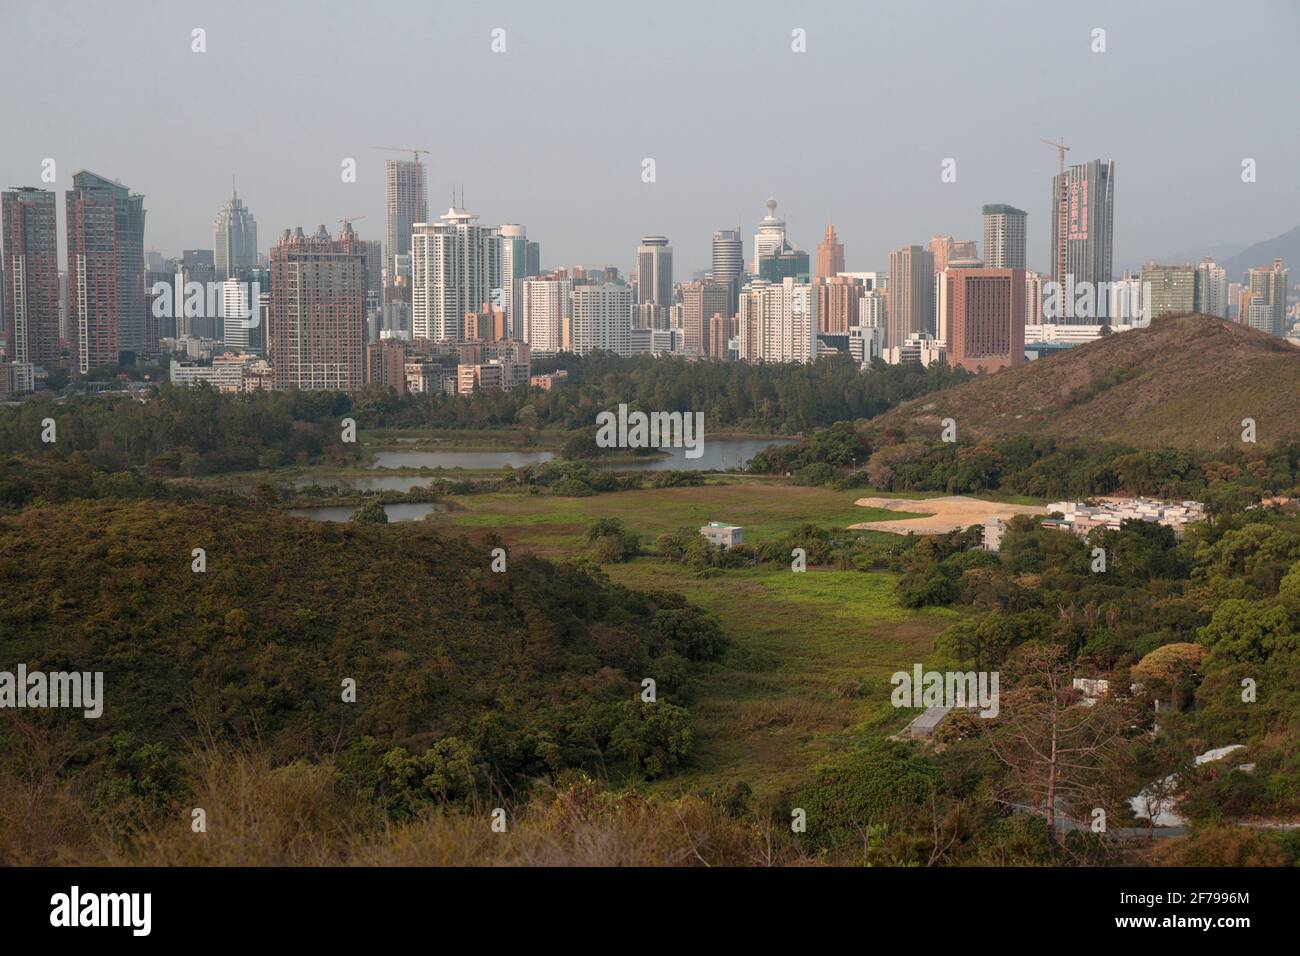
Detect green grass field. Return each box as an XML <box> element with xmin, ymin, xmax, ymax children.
<box><xmin>418</xmin><ymin>478</ymin><xmax>958</xmax><ymax>797</ymax></box>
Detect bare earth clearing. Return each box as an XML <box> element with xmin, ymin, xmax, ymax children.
<box><xmin>850</xmin><ymin>495</ymin><xmax>1047</xmax><ymax>534</ymax></box>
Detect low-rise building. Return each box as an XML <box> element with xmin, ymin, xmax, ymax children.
<box><xmin>699</xmin><ymin>521</ymin><xmax>744</xmax><ymax>549</ymax></box>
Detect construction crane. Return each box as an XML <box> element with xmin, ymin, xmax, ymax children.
<box><xmin>337</xmin><ymin>215</ymin><xmax>366</xmax><ymax>226</ymax></box>
<box><xmin>1041</xmin><ymin>138</ymin><xmax>1071</xmax><ymax>282</ymax></box>
<box><xmin>370</xmin><ymin>146</ymin><xmax>430</xmax><ymax>163</ymax></box>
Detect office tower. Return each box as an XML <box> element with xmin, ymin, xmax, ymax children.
<box><xmin>571</xmin><ymin>283</ymin><xmax>631</xmax><ymax>355</ymax></box>
<box><xmin>212</xmin><ymin>190</ymin><xmax>258</xmax><ymax>278</ymax></box>
<box><xmin>410</xmin><ymin>202</ymin><xmax>502</xmax><ymax>341</ymax></box>
<box><xmin>681</xmin><ymin>280</ymin><xmax>732</xmax><ymax>356</ymax></box>
<box><xmin>886</xmin><ymin>244</ymin><xmax>934</xmax><ymax>349</ymax></box>
<box><xmin>815</xmin><ymin>225</ymin><xmax>845</xmax><ymax>278</ymax></box>
<box><xmin>737</xmin><ymin>278</ymin><xmax>818</xmax><ymax>364</ymax></box>
<box><xmin>220</xmin><ymin>276</ymin><xmax>255</xmax><ymax>351</ymax></box>
<box><xmin>758</xmin><ymin>246</ymin><xmax>810</xmax><ymax>282</ymax></box>
<box><xmin>65</xmin><ymin>171</ymin><xmax>147</xmax><ymax>370</ymax></box>
<box><xmin>526</xmin><ymin>241</ymin><xmax>540</xmax><ymax>276</ymax></box>
<box><xmin>499</xmin><ymin>224</ymin><xmax>528</xmax><ymax>340</ymax></box>
<box><xmin>982</xmin><ymin>204</ymin><xmax>1027</xmax><ymax>270</ymax></box>
<box><xmin>752</xmin><ymin>198</ymin><xmax>786</xmax><ymax>272</ymax></box>
<box><xmin>522</xmin><ymin>276</ymin><xmax>573</xmax><ymax>353</ymax></box>
<box><xmin>384</xmin><ymin>159</ymin><xmax>428</xmax><ymax>278</ymax></box>
<box><xmin>268</xmin><ymin>223</ymin><xmax>366</xmax><ymax>390</ymax></box>
<box><xmin>635</xmin><ymin>236</ymin><xmax>673</xmax><ymax>308</ymax></box>
<box><xmin>1141</xmin><ymin>264</ymin><xmax>1198</xmax><ymax>319</ymax></box>
<box><xmin>813</xmin><ymin>275</ymin><xmax>863</xmax><ymax>333</ymax></box>
<box><xmin>1050</xmin><ymin>158</ymin><xmax>1114</xmax><ymax>295</ymax></box>
<box><xmin>2</xmin><ymin>188</ymin><xmax>60</xmax><ymax>381</ymax></box>
<box><xmin>945</xmin><ymin>268</ymin><xmax>1026</xmax><ymax>373</ymax></box>
<box><xmin>1195</xmin><ymin>258</ymin><xmax>1227</xmax><ymax>318</ymax></box>
<box><xmin>1246</xmin><ymin>259</ymin><xmax>1288</xmax><ymax>335</ymax></box>
<box><xmin>711</xmin><ymin>228</ymin><xmax>744</xmax><ymax>307</ymax></box>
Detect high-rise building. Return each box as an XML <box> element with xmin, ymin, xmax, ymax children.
<box><xmin>500</xmin><ymin>224</ymin><xmax>528</xmax><ymax>340</ymax></box>
<box><xmin>1141</xmin><ymin>264</ymin><xmax>1198</xmax><ymax>319</ymax></box>
<box><xmin>1195</xmin><ymin>258</ymin><xmax>1227</xmax><ymax>318</ymax></box>
<box><xmin>813</xmin><ymin>275</ymin><xmax>863</xmax><ymax>333</ymax></box>
<box><xmin>212</xmin><ymin>190</ymin><xmax>258</xmax><ymax>278</ymax></box>
<box><xmin>2</xmin><ymin>187</ymin><xmax>60</xmax><ymax>381</ymax></box>
<box><xmin>220</xmin><ymin>276</ymin><xmax>255</xmax><ymax>352</ymax></box>
<box><xmin>521</xmin><ymin>275</ymin><xmax>572</xmax><ymax>353</ymax></box>
<box><xmin>1050</xmin><ymin>158</ymin><xmax>1114</xmax><ymax>295</ymax></box>
<box><xmin>886</xmin><ymin>244</ymin><xmax>934</xmax><ymax>349</ymax></box>
<box><xmin>410</xmin><ymin>203</ymin><xmax>502</xmax><ymax>341</ymax></box>
<box><xmin>752</xmin><ymin>199</ymin><xmax>786</xmax><ymax>272</ymax></box>
<box><xmin>711</xmin><ymin>228</ymin><xmax>744</xmax><ymax>309</ymax></box>
<box><xmin>366</xmin><ymin>339</ymin><xmax>408</xmax><ymax>394</ymax></box>
<box><xmin>65</xmin><ymin>170</ymin><xmax>147</xmax><ymax>370</ymax></box>
<box><xmin>757</xmin><ymin>246</ymin><xmax>810</xmax><ymax>282</ymax></box>
<box><xmin>525</xmin><ymin>241</ymin><xmax>541</xmax><ymax>277</ymax></box>
<box><xmin>737</xmin><ymin>278</ymin><xmax>818</xmax><ymax>364</ymax></box>
<box><xmin>945</xmin><ymin>268</ymin><xmax>1026</xmax><ymax>373</ymax></box>
<box><xmin>1245</xmin><ymin>259</ymin><xmax>1288</xmax><ymax>335</ymax></box>
<box><xmin>268</xmin><ymin>223</ymin><xmax>366</xmax><ymax>390</ymax></box>
<box><xmin>681</xmin><ymin>280</ymin><xmax>732</xmax><ymax>356</ymax></box>
<box><xmin>708</xmin><ymin>313</ymin><xmax>736</xmax><ymax>360</ymax></box>
<box><xmin>1025</xmin><ymin>270</ymin><xmax>1043</xmax><ymax>326</ymax></box>
<box><xmin>635</xmin><ymin>236</ymin><xmax>673</xmax><ymax>309</ymax></box>
<box><xmin>929</xmin><ymin>236</ymin><xmax>978</xmax><ymax>274</ymax></box>
<box><xmin>571</xmin><ymin>283</ymin><xmax>631</xmax><ymax>355</ymax></box>
<box><xmin>385</xmin><ymin>159</ymin><xmax>428</xmax><ymax>279</ymax></box>
<box><xmin>815</xmin><ymin>225</ymin><xmax>845</xmax><ymax>279</ymax></box>
<box><xmin>982</xmin><ymin>204</ymin><xmax>1027</xmax><ymax>270</ymax></box>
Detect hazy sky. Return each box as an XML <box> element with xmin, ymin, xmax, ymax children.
<box><xmin>4</xmin><ymin>0</ymin><xmax>1297</xmax><ymax>277</ymax></box>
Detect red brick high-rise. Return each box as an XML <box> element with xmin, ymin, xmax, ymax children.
<box><xmin>269</xmin><ymin>223</ymin><xmax>366</xmax><ymax>390</ymax></box>
<box><xmin>946</xmin><ymin>267</ymin><xmax>1025</xmax><ymax>373</ymax></box>
<box><xmin>2</xmin><ymin>187</ymin><xmax>61</xmax><ymax>372</ymax></box>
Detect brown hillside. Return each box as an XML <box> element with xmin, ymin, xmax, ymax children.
<box><xmin>872</xmin><ymin>314</ymin><xmax>1300</xmax><ymax>450</ymax></box>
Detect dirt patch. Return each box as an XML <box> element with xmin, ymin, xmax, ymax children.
<box><xmin>850</xmin><ymin>495</ymin><xmax>1046</xmax><ymax>535</ymax></box>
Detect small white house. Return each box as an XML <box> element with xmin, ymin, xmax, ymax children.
<box><xmin>700</xmin><ymin>522</ymin><xmax>743</xmax><ymax>549</ymax></box>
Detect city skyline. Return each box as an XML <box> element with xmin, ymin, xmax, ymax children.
<box><xmin>3</xmin><ymin>0</ymin><xmax>1297</xmax><ymax>278</ymax></box>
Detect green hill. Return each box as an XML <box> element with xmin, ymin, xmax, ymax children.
<box><xmin>0</xmin><ymin>501</ymin><xmax>720</xmax><ymax>798</ymax></box>
<box><xmin>872</xmin><ymin>314</ymin><xmax>1300</xmax><ymax>450</ymax></box>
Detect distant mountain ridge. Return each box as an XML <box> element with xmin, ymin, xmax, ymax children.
<box><xmin>1221</xmin><ymin>224</ymin><xmax>1300</xmax><ymax>280</ymax></box>
<box><xmin>871</xmin><ymin>314</ymin><xmax>1300</xmax><ymax>451</ymax></box>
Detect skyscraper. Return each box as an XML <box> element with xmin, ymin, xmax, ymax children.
<box><xmin>65</xmin><ymin>170</ymin><xmax>147</xmax><ymax>371</ymax></box>
<box><xmin>1245</xmin><ymin>259</ymin><xmax>1288</xmax><ymax>335</ymax></box>
<box><xmin>635</xmin><ymin>236</ymin><xmax>673</xmax><ymax>309</ymax></box>
<box><xmin>982</xmin><ymin>204</ymin><xmax>1027</xmax><ymax>270</ymax></box>
<box><xmin>500</xmin><ymin>224</ymin><xmax>528</xmax><ymax>340</ymax></box>
<box><xmin>212</xmin><ymin>190</ymin><xmax>258</xmax><ymax>278</ymax></box>
<box><xmin>752</xmin><ymin>199</ymin><xmax>786</xmax><ymax>272</ymax></box>
<box><xmin>711</xmin><ymin>228</ymin><xmax>744</xmax><ymax>309</ymax></box>
<box><xmin>2</xmin><ymin>187</ymin><xmax>60</xmax><ymax>383</ymax></box>
<box><xmin>737</xmin><ymin>278</ymin><xmax>817</xmax><ymax>364</ymax></box>
<box><xmin>1050</xmin><ymin>158</ymin><xmax>1114</xmax><ymax>295</ymax></box>
<box><xmin>929</xmin><ymin>236</ymin><xmax>978</xmax><ymax>274</ymax></box>
<box><xmin>681</xmin><ymin>280</ymin><xmax>732</xmax><ymax>356</ymax></box>
<box><xmin>385</xmin><ymin>159</ymin><xmax>428</xmax><ymax>279</ymax></box>
<box><xmin>945</xmin><ymin>268</ymin><xmax>1026</xmax><ymax>373</ymax></box>
<box><xmin>522</xmin><ymin>276</ymin><xmax>572</xmax><ymax>353</ymax></box>
<box><xmin>571</xmin><ymin>283</ymin><xmax>631</xmax><ymax>355</ymax></box>
<box><xmin>268</xmin><ymin>223</ymin><xmax>366</xmax><ymax>390</ymax></box>
<box><xmin>886</xmin><ymin>244</ymin><xmax>934</xmax><ymax>349</ymax></box>
<box><xmin>815</xmin><ymin>225</ymin><xmax>845</xmax><ymax>279</ymax></box>
<box><xmin>410</xmin><ymin>203</ymin><xmax>502</xmax><ymax>341</ymax></box>
<box><xmin>813</xmin><ymin>275</ymin><xmax>862</xmax><ymax>333</ymax></box>
<box><xmin>1141</xmin><ymin>264</ymin><xmax>1198</xmax><ymax>319</ymax></box>
<box><xmin>1196</xmin><ymin>258</ymin><xmax>1227</xmax><ymax>318</ymax></box>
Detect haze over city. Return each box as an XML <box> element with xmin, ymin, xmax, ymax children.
<box><xmin>3</xmin><ymin>0</ymin><xmax>1298</xmax><ymax>275</ymax></box>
